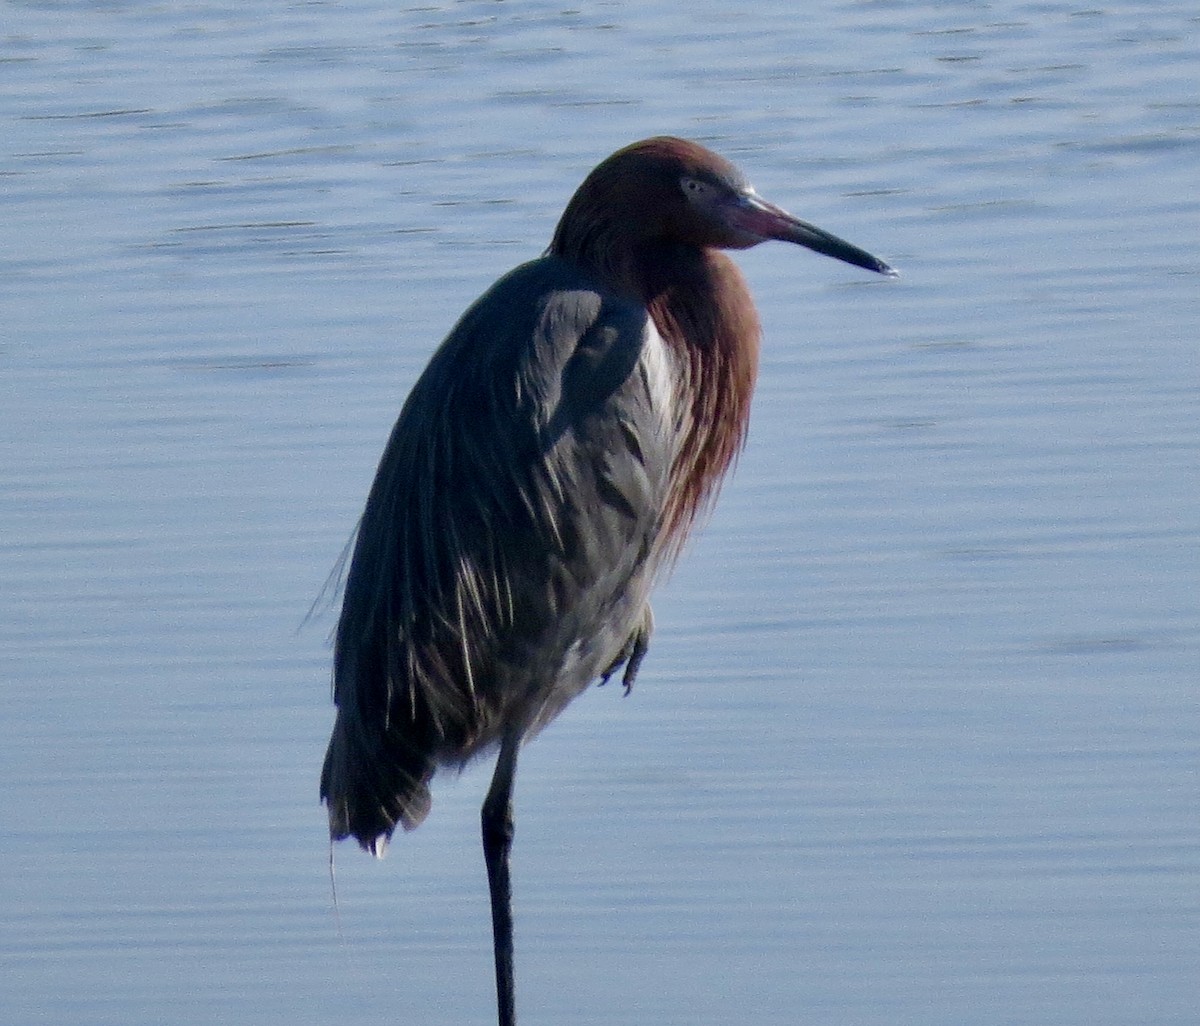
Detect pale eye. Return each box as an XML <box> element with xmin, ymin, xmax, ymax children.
<box><xmin>681</xmin><ymin>177</ymin><xmax>710</xmax><ymax>201</ymax></box>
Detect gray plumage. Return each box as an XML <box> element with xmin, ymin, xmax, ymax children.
<box><xmin>321</xmin><ymin>255</ymin><xmax>674</xmax><ymax>852</ymax></box>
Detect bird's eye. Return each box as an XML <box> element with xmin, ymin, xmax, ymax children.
<box><xmin>681</xmin><ymin>177</ymin><xmax>710</xmax><ymax>201</ymax></box>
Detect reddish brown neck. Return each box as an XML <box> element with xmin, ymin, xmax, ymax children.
<box><xmin>638</xmin><ymin>244</ymin><xmax>761</xmax><ymax>551</ymax></box>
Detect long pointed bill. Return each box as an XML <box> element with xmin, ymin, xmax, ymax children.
<box><xmin>730</xmin><ymin>193</ymin><xmax>897</xmax><ymax>277</ymax></box>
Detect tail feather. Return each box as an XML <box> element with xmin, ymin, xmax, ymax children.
<box><xmin>320</xmin><ymin>712</ymin><xmax>433</xmax><ymax>855</ymax></box>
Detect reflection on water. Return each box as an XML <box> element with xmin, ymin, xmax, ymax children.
<box><xmin>2</xmin><ymin>2</ymin><xmax>1197</xmax><ymax>1025</ymax></box>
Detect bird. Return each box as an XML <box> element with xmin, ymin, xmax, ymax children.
<box><xmin>320</xmin><ymin>136</ymin><xmax>894</xmax><ymax>1026</ymax></box>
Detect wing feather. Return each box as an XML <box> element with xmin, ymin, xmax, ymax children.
<box><xmin>321</xmin><ymin>255</ymin><xmax>675</xmax><ymax>850</ymax></box>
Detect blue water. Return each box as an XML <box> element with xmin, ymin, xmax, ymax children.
<box><xmin>2</xmin><ymin>2</ymin><xmax>1197</xmax><ymax>1024</ymax></box>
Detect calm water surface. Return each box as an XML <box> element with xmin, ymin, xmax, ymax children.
<box><xmin>2</xmin><ymin>2</ymin><xmax>1197</xmax><ymax>1024</ymax></box>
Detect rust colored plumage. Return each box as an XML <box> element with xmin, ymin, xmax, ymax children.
<box><xmin>643</xmin><ymin>246</ymin><xmax>760</xmax><ymax>545</ymax></box>
<box><xmin>320</xmin><ymin>136</ymin><xmax>894</xmax><ymax>1026</ymax></box>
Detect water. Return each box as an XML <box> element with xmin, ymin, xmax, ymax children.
<box><xmin>2</xmin><ymin>2</ymin><xmax>1197</xmax><ymax>1024</ymax></box>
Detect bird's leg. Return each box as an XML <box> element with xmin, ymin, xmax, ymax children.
<box><xmin>599</xmin><ymin>604</ymin><xmax>654</xmax><ymax>695</ymax></box>
<box><xmin>482</xmin><ymin>729</ymin><xmax>520</xmax><ymax>1026</ymax></box>
<box><xmin>619</xmin><ymin>605</ymin><xmax>653</xmax><ymax>695</ymax></box>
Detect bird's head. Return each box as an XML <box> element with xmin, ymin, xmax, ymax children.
<box><xmin>550</xmin><ymin>136</ymin><xmax>895</xmax><ymax>281</ymax></box>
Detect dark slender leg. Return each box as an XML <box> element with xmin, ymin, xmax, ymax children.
<box><xmin>482</xmin><ymin>730</ymin><xmax>520</xmax><ymax>1026</ymax></box>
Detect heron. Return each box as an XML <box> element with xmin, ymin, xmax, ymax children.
<box><xmin>320</xmin><ymin>136</ymin><xmax>894</xmax><ymax>1026</ymax></box>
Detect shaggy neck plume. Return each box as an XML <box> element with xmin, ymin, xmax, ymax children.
<box><xmin>637</xmin><ymin>243</ymin><xmax>759</xmax><ymax>546</ymax></box>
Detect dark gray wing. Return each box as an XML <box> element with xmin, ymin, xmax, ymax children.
<box><xmin>321</xmin><ymin>255</ymin><xmax>674</xmax><ymax>851</ymax></box>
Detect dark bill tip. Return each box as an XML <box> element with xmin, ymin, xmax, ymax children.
<box><xmin>774</xmin><ymin>213</ymin><xmax>897</xmax><ymax>277</ymax></box>
<box><xmin>733</xmin><ymin>194</ymin><xmax>897</xmax><ymax>277</ymax></box>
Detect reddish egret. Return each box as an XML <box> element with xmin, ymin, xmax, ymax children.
<box><xmin>321</xmin><ymin>136</ymin><xmax>893</xmax><ymax>1026</ymax></box>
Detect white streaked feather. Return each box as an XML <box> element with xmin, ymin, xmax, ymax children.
<box><xmin>639</xmin><ymin>318</ymin><xmax>677</xmax><ymax>434</ymax></box>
